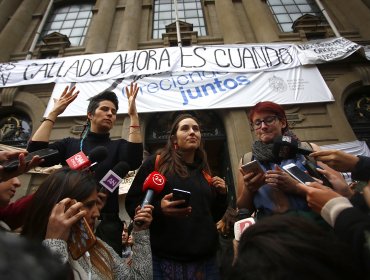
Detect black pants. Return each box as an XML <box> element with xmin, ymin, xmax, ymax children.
<box><xmin>95</xmin><ymin>213</ymin><xmax>123</xmax><ymax>256</ymax></box>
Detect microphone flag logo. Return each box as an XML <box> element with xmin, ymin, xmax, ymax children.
<box><xmin>153</xmin><ymin>173</ymin><xmax>165</xmax><ymax>186</ymax></box>
<box><xmin>99</xmin><ymin>170</ymin><xmax>123</xmax><ymax>193</ymax></box>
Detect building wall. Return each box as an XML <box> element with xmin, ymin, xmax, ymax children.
<box><xmin>1</xmin><ymin>0</ymin><xmax>370</xmax><ymax>200</ymax></box>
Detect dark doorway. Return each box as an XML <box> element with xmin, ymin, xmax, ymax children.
<box><xmin>344</xmin><ymin>86</ymin><xmax>370</xmax><ymax>149</ymax></box>
<box><xmin>145</xmin><ymin>111</ymin><xmax>236</xmax><ymax>207</ymax></box>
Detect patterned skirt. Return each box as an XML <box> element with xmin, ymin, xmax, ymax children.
<box><xmin>153</xmin><ymin>255</ymin><xmax>220</xmax><ymax>280</ymax></box>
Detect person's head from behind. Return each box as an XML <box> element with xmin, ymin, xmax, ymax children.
<box><xmin>248</xmin><ymin>101</ymin><xmax>288</xmax><ymax>144</ymax></box>
<box><xmin>159</xmin><ymin>113</ymin><xmax>210</xmax><ymax>176</ymax></box>
<box><xmin>0</xmin><ymin>232</ymin><xmax>72</xmax><ymax>280</ymax></box>
<box><xmin>217</xmin><ymin>206</ymin><xmax>238</xmax><ymax>239</ymax></box>
<box><xmin>86</xmin><ymin>91</ymin><xmax>119</xmax><ymax>133</ymax></box>
<box><xmin>21</xmin><ymin>167</ymin><xmax>99</xmax><ymax>240</ymax></box>
<box><xmin>229</xmin><ymin>215</ymin><xmax>359</xmax><ymax>280</ymax></box>
<box><xmin>0</xmin><ymin>177</ymin><xmax>21</xmax><ymax>207</ymax></box>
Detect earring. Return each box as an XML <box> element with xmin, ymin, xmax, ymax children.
<box><xmin>174</xmin><ymin>143</ymin><xmax>179</xmax><ymax>150</ymax></box>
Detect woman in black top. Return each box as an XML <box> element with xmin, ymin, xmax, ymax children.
<box><xmin>27</xmin><ymin>82</ymin><xmax>143</xmax><ymax>255</ymax></box>
<box><xmin>125</xmin><ymin>113</ymin><xmax>227</xmax><ymax>280</ymax></box>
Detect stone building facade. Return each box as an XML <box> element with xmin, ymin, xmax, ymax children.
<box><xmin>0</xmin><ymin>0</ymin><xmax>369</xmax><ymax>206</ymax></box>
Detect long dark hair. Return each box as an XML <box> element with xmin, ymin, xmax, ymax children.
<box><xmin>21</xmin><ymin>167</ymin><xmax>114</xmax><ymax>279</ymax></box>
<box><xmin>21</xmin><ymin>168</ymin><xmax>97</xmax><ymax>240</ymax></box>
<box><xmin>157</xmin><ymin>113</ymin><xmax>211</xmax><ymax>177</ymax></box>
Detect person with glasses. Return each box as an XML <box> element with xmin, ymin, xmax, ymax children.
<box><xmin>236</xmin><ymin>101</ymin><xmax>322</xmax><ymax>221</ymax></box>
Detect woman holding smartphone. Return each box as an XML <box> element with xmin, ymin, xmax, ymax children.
<box><xmin>125</xmin><ymin>113</ymin><xmax>228</xmax><ymax>280</ymax></box>
<box><xmin>21</xmin><ymin>167</ymin><xmax>153</xmax><ymax>280</ymax></box>
<box><xmin>237</xmin><ymin>101</ymin><xmax>322</xmax><ymax>219</ymax></box>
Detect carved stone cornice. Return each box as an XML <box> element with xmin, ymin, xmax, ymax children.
<box><xmin>0</xmin><ymin>87</ymin><xmax>18</xmax><ymax>106</ymax></box>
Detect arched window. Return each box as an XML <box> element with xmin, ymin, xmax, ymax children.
<box><xmin>266</xmin><ymin>0</ymin><xmax>325</xmax><ymax>32</ymax></box>
<box><xmin>41</xmin><ymin>2</ymin><xmax>94</xmax><ymax>46</ymax></box>
<box><xmin>153</xmin><ymin>0</ymin><xmax>206</xmax><ymax>39</ymax></box>
<box><xmin>344</xmin><ymin>87</ymin><xmax>370</xmax><ymax>148</ymax></box>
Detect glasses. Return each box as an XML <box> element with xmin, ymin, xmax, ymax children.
<box><xmin>251</xmin><ymin>116</ymin><xmax>279</xmax><ymax>129</ymax></box>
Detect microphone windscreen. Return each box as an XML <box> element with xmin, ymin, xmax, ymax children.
<box><xmin>88</xmin><ymin>146</ymin><xmax>108</xmax><ymax>163</ymax></box>
<box><xmin>112</xmin><ymin>161</ymin><xmax>130</xmax><ymax>178</ymax></box>
<box><xmin>273</xmin><ymin>135</ymin><xmax>299</xmax><ymax>159</ymax></box>
<box><xmin>142</xmin><ymin>171</ymin><xmax>166</xmax><ymax>194</ymax></box>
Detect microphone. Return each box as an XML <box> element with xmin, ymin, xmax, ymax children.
<box><xmin>234</xmin><ymin>208</ymin><xmax>255</xmax><ymax>241</ymax></box>
<box><xmin>135</xmin><ymin>171</ymin><xmax>166</xmax><ymax>226</ymax></box>
<box><xmin>99</xmin><ymin>161</ymin><xmax>130</xmax><ymax>193</ymax></box>
<box><xmin>66</xmin><ymin>146</ymin><xmax>108</xmax><ymax>170</ymax></box>
<box><xmin>272</xmin><ymin>135</ymin><xmax>313</xmax><ymax>160</ymax></box>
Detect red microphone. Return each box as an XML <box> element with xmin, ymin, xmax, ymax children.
<box><xmin>140</xmin><ymin>171</ymin><xmax>166</xmax><ymax>208</ymax></box>
<box><xmin>66</xmin><ymin>146</ymin><xmax>108</xmax><ymax>170</ymax></box>
<box><xmin>135</xmin><ymin>171</ymin><xmax>166</xmax><ymax>226</ymax></box>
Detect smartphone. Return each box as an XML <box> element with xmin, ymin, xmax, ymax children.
<box><xmin>1</xmin><ymin>148</ymin><xmax>59</xmax><ymax>171</ymax></box>
<box><xmin>172</xmin><ymin>188</ymin><xmax>191</xmax><ymax>208</ymax></box>
<box><xmin>282</xmin><ymin>163</ymin><xmax>315</xmax><ymax>184</ymax></box>
<box><xmin>241</xmin><ymin>160</ymin><xmax>264</xmax><ymax>175</ymax></box>
<box><xmin>68</xmin><ymin>217</ymin><xmax>97</xmax><ymax>260</ymax></box>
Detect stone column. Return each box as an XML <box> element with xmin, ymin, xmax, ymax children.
<box><xmin>0</xmin><ymin>0</ymin><xmax>23</xmax><ymax>32</ymax></box>
<box><xmin>116</xmin><ymin>0</ymin><xmax>142</xmax><ymax>51</ymax></box>
<box><xmin>215</xmin><ymin>0</ymin><xmax>246</xmax><ymax>44</ymax></box>
<box><xmin>242</xmin><ymin>0</ymin><xmax>279</xmax><ymax>42</ymax></box>
<box><xmin>0</xmin><ymin>0</ymin><xmax>40</xmax><ymax>62</ymax></box>
<box><xmin>84</xmin><ymin>0</ymin><xmax>118</xmax><ymax>54</ymax></box>
<box><xmin>223</xmin><ymin>109</ymin><xmax>253</xmax><ymax>190</ymax></box>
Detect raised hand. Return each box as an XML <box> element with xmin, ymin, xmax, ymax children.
<box><xmin>125</xmin><ymin>82</ymin><xmax>139</xmax><ymax>117</ymax></box>
<box><xmin>50</xmin><ymin>85</ymin><xmax>79</xmax><ymax>118</ymax></box>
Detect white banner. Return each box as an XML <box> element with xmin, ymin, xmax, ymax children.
<box><xmin>47</xmin><ymin>65</ymin><xmax>334</xmax><ymax>116</ymax></box>
<box><xmin>0</xmin><ymin>37</ymin><xmax>361</xmax><ymax>88</ymax></box>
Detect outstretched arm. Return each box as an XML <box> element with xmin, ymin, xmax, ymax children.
<box><xmin>126</xmin><ymin>82</ymin><xmax>142</xmax><ymax>144</ymax></box>
<box><xmin>31</xmin><ymin>86</ymin><xmax>79</xmax><ymax>142</ymax></box>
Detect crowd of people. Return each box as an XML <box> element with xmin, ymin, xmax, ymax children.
<box><xmin>0</xmin><ymin>83</ymin><xmax>369</xmax><ymax>280</ymax></box>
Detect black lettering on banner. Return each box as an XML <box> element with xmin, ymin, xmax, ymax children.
<box><xmin>63</xmin><ymin>60</ymin><xmax>80</xmax><ymax>77</ymax></box>
<box><xmin>123</xmin><ymin>52</ymin><xmax>136</xmax><ymax>73</ymax></box>
<box><xmin>214</xmin><ymin>49</ymin><xmax>229</xmax><ymax>67</ymax></box>
<box><xmin>31</xmin><ymin>63</ymin><xmax>49</xmax><ymax>79</ymax></box>
<box><xmin>228</xmin><ymin>49</ymin><xmax>242</xmax><ymax>68</ymax></box>
<box><xmin>252</xmin><ymin>47</ymin><xmax>269</xmax><ymax>68</ymax></box>
<box><xmin>47</xmin><ymin>62</ymin><xmax>57</xmax><ymax>78</ymax></box>
<box><xmin>159</xmin><ymin>49</ymin><xmax>170</xmax><ymax>69</ymax></box>
<box><xmin>193</xmin><ymin>47</ymin><xmax>206</xmax><ymax>67</ymax></box>
<box><xmin>1</xmin><ymin>72</ymin><xmax>10</xmax><ymax>86</ymax></box>
<box><xmin>56</xmin><ymin>61</ymin><xmax>65</xmax><ymax>77</ymax></box>
<box><xmin>180</xmin><ymin>47</ymin><xmax>194</xmax><ymax>68</ymax></box>
<box><xmin>264</xmin><ymin>47</ymin><xmax>281</xmax><ymax>67</ymax></box>
<box><xmin>107</xmin><ymin>54</ymin><xmax>124</xmax><ymax>75</ymax></box>
<box><xmin>90</xmin><ymin>58</ymin><xmax>103</xmax><ymax>76</ymax></box>
<box><xmin>136</xmin><ymin>51</ymin><xmax>149</xmax><ymax>71</ymax></box>
<box><xmin>279</xmin><ymin>48</ymin><xmax>293</xmax><ymax>64</ymax></box>
<box><xmin>242</xmin><ymin>48</ymin><xmax>257</xmax><ymax>69</ymax></box>
<box><xmin>78</xmin><ymin>59</ymin><xmax>92</xmax><ymax>77</ymax></box>
<box><xmin>147</xmin><ymin>49</ymin><xmax>158</xmax><ymax>70</ymax></box>
<box><xmin>23</xmin><ymin>63</ymin><xmax>38</xmax><ymax>80</ymax></box>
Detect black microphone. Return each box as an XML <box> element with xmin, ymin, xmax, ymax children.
<box><xmin>272</xmin><ymin>135</ymin><xmax>313</xmax><ymax>160</ymax></box>
<box><xmin>99</xmin><ymin>161</ymin><xmax>130</xmax><ymax>193</ymax></box>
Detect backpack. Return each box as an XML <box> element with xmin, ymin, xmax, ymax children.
<box><xmin>155</xmin><ymin>154</ymin><xmax>212</xmax><ymax>185</ymax></box>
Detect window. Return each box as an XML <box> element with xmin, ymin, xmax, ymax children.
<box><xmin>153</xmin><ymin>0</ymin><xmax>206</xmax><ymax>39</ymax></box>
<box><xmin>41</xmin><ymin>3</ymin><xmax>93</xmax><ymax>46</ymax></box>
<box><xmin>267</xmin><ymin>0</ymin><xmax>324</xmax><ymax>32</ymax></box>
